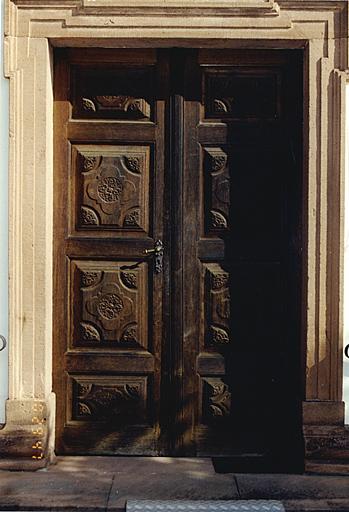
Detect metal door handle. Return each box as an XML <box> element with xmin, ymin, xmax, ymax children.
<box><xmin>144</xmin><ymin>239</ymin><xmax>164</xmax><ymax>273</ymax></box>
<box><xmin>0</xmin><ymin>335</ymin><xmax>6</xmax><ymax>352</ymax></box>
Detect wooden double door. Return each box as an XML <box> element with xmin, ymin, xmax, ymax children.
<box><xmin>54</xmin><ymin>48</ymin><xmax>303</xmax><ymax>468</ymax></box>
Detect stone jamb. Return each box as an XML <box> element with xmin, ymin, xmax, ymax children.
<box><xmin>0</xmin><ymin>0</ymin><xmax>348</xmax><ymax>469</ymax></box>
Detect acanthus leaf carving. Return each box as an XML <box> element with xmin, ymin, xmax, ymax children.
<box><xmin>124</xmin><ymin>209</ymin><xmax>141</xmax><ymax>227</ymax></box>
<box><xmin>216</xmin><ymin>298</ymin><xmax>230</xmax><ymax>320</ymax></box>
<box><xmin>212</xmin><ymin>272</ymin><xmax>229</xmax><ymax>290</ymax></box>
<box><xmin>204</xmin><ymin>147</ymin><xmax>230</xmax><ymax>233</ymax></box>
<box><xmin>120</xmin><ymin>271</ymin><xmax>137</xmax><ymax>289</ymax></box>
<box><xmin>211</xmin><ymin>210</ymin><xmax>228</xmax><ymax>229</ymax></box>
<box><xmin>81</xmin><ymin>271</ymin><xmax>102</xmax><ymax>288</ymax></box>
<box><xmin>204</xmin><ymin>147</ymin><xmax>228</xmax><ymax>173</ymax></box>
<box><xmin>74</xmin><ymin>380</ymin><xmax>142</xmax><ymax>420</ymax></box>
<box><xmin>124</xmin><ymin>156</ymin><xmax>142</xmax><ymax>174</ymax></box>
<box><xmin>121</xmin><ymin>323</ymin><xmax>138</xmax><ymax>343</ymax></box>
<box><xmin>82</xmin><ymin>97</ymin><xmax>96</xmax><ymax>112</ymax></box>
<box><xmin>204</xmin><ymin>263</ymin><xmax>230</xmax><ymax>349</ymax></box>
<box><xmin>211</xmin><ymin>325</ymin><xmax>230</xmax><ymax>345</ymax></box>
<box><xmin>82</xmin><ymin>155</ymin><xmax>101</xmax><ymax>172</ymax></box>
<box><xmin>78</xmin><ymin>402</ymin><xmax>92</xmax><ymax>416</ymax></box>
<box><xmin>204</xmin><ymin>378</ymin><xmax>231</xmax><ymax>419</ymax></box>
<box><xmin>78</xmin><ymin>383</ymin><xmax>93</xmax><ymax>396</ymax></box>
<box><xmin>93</xmin><ymin>96</ymin><xmax>150</xmax><ymax>119</ymax></box>
<box><xmin>213</xmin><ymin>97</ymin><xmax>234</xmax><ymax>114</ymax></box>
<box><xmin>80</xmin><ymin>322</ymin><xmax>101</xmax><ymax>342</ymax></box>
<box><xmin>80</xmin><ymin>206</ymin><xmax>99</xmax><ymax>225</ymax></box>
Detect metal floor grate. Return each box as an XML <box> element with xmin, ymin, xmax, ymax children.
<box><xmin>127</xmin><ymin>500</ymin><xmax>285</xmax><ymax>512</ymax></box>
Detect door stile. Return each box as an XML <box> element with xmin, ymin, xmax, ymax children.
<box><xmin>169</xmin><ymin>50</ymin><xmax>186</xmax><ymax>455</ymax></box>
<box><xmin>53</xmin><ymin>49</ymin><xmax>70</xmax><ymax>452</ymax></box>
<box><xmin>182</xmin><ymin>50</ymin><xmax>202</xmax><ymax>455</ymax></box>
<box><xmin>151</xmin><ymin>50</ymin><xmax>171</xmax><ymax>454</ymax></box>
<box><xmin>155</xmin><ymin>49</ymin><xmax>172</xmax><ymax>455</ymax></box>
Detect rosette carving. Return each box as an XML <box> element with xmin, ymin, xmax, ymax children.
<box><xmin>97</xmin><ymin>293</ymin><xmax>124</xmax><ymax>320</ymax></box>
<box><xmin>97</xmin><ymin>176</ymin><xmax>123</xmax><ymax>203</ymax></box>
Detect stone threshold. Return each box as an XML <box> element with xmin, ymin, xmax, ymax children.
<box><xmin>0</xmin><ymin>457</ymin><xmax>348</xmax><ymax>512</ymax></box>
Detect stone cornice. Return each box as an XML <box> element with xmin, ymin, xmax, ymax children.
<box><xmin>279</xmin><ymin>0</ymin><xmax>346</xmax><ymax>9</ymax></box>
<box><xmin>9</xmin><ymin>0</ymin><xmax>281</xmax><ymax>14</ymax></box>
<box><xmin>5</xmin><ymin>0</ymin><xmax>348</xmax><ymax>39</ymax></box>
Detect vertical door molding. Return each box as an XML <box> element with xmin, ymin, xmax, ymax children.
<box><xmin>302</xmin><ymin>34</ymin><xmax>349</xmax><ymax>466</ymax></box>
<box><xmin>0</xmin><ymin>36</ymin><xmax>55</xmax><ymax>468</ymax></box>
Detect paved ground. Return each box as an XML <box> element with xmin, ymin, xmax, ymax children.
<box><xmin>0</xmin><ymin>457</ymin><xmax>348</xmax><ymax>512</ymax></box>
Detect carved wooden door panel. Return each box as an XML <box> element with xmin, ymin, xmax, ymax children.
<box><xmin>177</xmin><ymin>50</ymin><xmax>303</xmax><ymax>468</ymax></box>
<box><xmin>54</xmin><ymin>49</ymin><xmax>169</xmax><ymax>454</ymax></box>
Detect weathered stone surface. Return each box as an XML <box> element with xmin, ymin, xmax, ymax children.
<box><xmin>0</xmin><ymin>457</ymin><xmax>348</xmax><ymax>511</ymax></box>
<box><xmin>235</xmin><ymin>474</ymin><xmax>349</xmax><ymax>500</ymax></box>
<box><xmin>108</xmin><ymin>457</ymin><xmax>238</xmax><ymax>508</ymax></box>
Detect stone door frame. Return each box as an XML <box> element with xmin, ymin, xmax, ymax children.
<box><xmin>0</xmin><ymin>0</ymin><xmax>348</xmax><ymax>469</ymax></box>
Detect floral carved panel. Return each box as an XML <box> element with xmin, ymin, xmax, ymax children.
<box><xmin>203</xmin><ymin>263</ymin><xmax>230</xmax><ymax>349</ymax></box>
<box><xmin>204</xmin><ymin>147</ymin><xmax>230</xmax><ymax>233</ymax></box>
<box><xmin>72</xmin><ymin>67</ymin><xmax>154</xmax><ymax>121</ymax></box>
<box><xmin>71</xmin><ymin>376</ymin><xmax>148</xmax><ymax>423</ymax></box>
<box><xmin>204</xmin><ymin>69</ymin><xmax>280</xmax><ymax>120</ymax></box>
<box><xmin>74</xmin><ymin>146</ymin><xmax>150</xmax><ymax>232</ymax></box>
<box><xmin>71</xmin><ymin>260</ymin><xmax>148</xmax><ymax>348</ymax></box>
<box><xmin>202</xmin><ymin>377</ymin><xmax>232</xmax><ymax>422</ymax></box>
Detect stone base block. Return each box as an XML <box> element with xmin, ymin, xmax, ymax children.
<box><xmin>303</xmin><ymin>401</ymin><xmax>345</xmax><ymax>426</ymax></box>
<box><xmin>304</xmin><ymin>425</ymin><xmax>349</xmax><ymax>461</ymax></box>
<box><xmin>0</xmin><ymin>394</ymin><xmax>56</xmax><ymax>470</ymax></box>
<box><xmin>303</xmin><ymin>401</ymin><xmax>349</xmax><ymax>467</ymax></box>
<box><xmin>305</xmin><ymin>460</ymin><xmax>349</xmax><ymax>475</ymax></box>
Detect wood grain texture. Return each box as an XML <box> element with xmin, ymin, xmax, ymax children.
<box><xmin>54</xmin><ymin>49</ymin><xmax>168</xmax><ymax>455</ymax></box>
